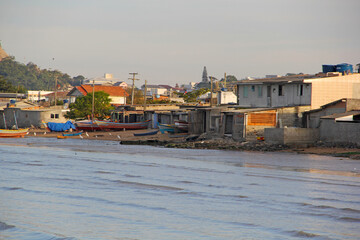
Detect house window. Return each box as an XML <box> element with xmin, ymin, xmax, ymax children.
<box><xmin>51</xmin><ymin>114</ymin><xmax>59</xmax><ymax>119</ymax></box>
<box><xmin>251</xmin><ymin>85</ymin><xmax>255</xmax><ymax>92</ymax></box>
<box><xmin>300</xmin><ymin>85</ymin><xmax>303</xmax><ymax>96</ymax></box>
<box><xmin>257</xmin><ymin>86</ymin><xmax>263</xmax><ymax>97</ymax></box>
<box><xmin>243</xmin><ymin>86</ymin><xmax>248</xmax><ymax>98</ymax></box>
<box><xmin>278</xmin><ymin>85</ymin><xmax>283</xmax><ymax>96</ymax></box>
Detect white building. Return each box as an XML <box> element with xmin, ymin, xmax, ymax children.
<box><xmin>83</xmin><ymin>73</ymin><xmax>127</xmax><ymax>87</ymax></box>
<box><xmin>27</xmin><ymin>91</ymin><xmax>53</xmax><ymax>102</ymax></box>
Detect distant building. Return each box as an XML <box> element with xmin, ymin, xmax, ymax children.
<box><xmin>67</xmin><ymin>85</ymin><xmax>129</xmax><ymax>105</ymax></box>
<box><xmin>141</xmin><ymin>85</ymin><xmax>168</xmax><ymax>96</ymax></box>
<box><xmin>237</xmin><ymin>73</ymin><xmax>360</xmax><ymax>109</ymax></box>
<box><xmin>83</xmin><ymin>73</ymin><xmax>127</xmax><ymax>87</ymax></box>
<box><xmin>27</xmin><ymin>91</ymin><xmax>54</xmax><ymax>102</ymax></box>
<box><xmin>202</xmin><ymin>66</ymin><xmax>208</xmax><ymax>82</ymax></box>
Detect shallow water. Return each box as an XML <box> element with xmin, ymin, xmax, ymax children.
<box><xmin>0</xmin><ymin>137</ymin><xmax>359</xmax><ymax>239</ymax></box>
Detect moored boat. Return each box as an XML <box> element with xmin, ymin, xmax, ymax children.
<box><xmin>158</xmin><ymin>123</ymin><xmax>175</xmax><ymax>134</ymax></box>
<box><xmin>62</xmin><ymin>131</ymin><xmax>83</xmax><ymax>137</ymax></box>
<box><xmin>133</xmin><ymin>129</ymin><xmax>159</xmax><ymax>136</ymax></box>
<box><xmin>174</xmin><ymin>120</ymin><xmax>189</xmax><ymax>132</ymax></box>
<box><xmin>93</xmin><ymin>120</ymin><xmax>151</xmax><ymax>131</ymax></box>
<box><xmin>74</xmin><ymin>120</ymin><xmax>102</xmax><ymax>131</ymax></box>
<box><xmin>0</xmin><ymin>128</ymin><xmax>29</xmax><ymax>138</ymax></box>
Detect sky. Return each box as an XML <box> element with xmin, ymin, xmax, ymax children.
<box><xmin>0</xmin><ymin>0</ymin><xmax>359</xmax><ymax>86</ymax></box>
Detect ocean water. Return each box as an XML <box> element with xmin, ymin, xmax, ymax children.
<box><xmin>0</xmin><ymin>137</ymin><xmax>359</xmax><ymax>240</ymax></box>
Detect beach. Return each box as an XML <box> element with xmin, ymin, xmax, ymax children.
<box><xmin>27</xmin><ymin>128</ymin><xmax>360</xmax><ymax>160</ymax></box>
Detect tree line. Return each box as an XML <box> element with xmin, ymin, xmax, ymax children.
<box><xmin>0</xmin><ymin>56</ymin><xmax>85</xmax><ymax>92</ymax></box>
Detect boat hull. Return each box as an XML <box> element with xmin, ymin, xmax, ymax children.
<box><xmin>158</xmin><ymin>123</ymin><xmax>175</xmax><ymax>134</ymax></box>
<box><xmin>75</xmin><ymin>120</ymin><xmax>151</xmax><ymax>131</ymax></box>
<box><xmin>62</xmin><ymin>131</ymin><xmax>83</xmax><ymax>137</ymax></box>
<box><xmin>133</xmin><ymin>130</ymin><xmax>159</xmax><ymax>136</ymax></box>
<box><xmin>0</xmin><ymin>128</ymin><xmax>29</xmax><ymax>138</ymax></box>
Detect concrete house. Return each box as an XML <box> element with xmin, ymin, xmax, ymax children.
<box><xmin>237</xmin><ymin>73</ymin><xmax>360</xmax><ymax>109</ymax></box>
<box><xmin>67</xmin><ymin>85</ymin><xmax>129</xmax><ymax>105</ymax></box>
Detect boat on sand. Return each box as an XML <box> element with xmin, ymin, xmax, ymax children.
<box><xmin>0</xmin><ymin>128</ymin><xmax>29</xmax><ymax>138</ymax></box>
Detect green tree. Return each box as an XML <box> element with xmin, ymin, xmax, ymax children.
<box><xmin>0</xmin><ymin>76</ymin><xmax>26</xmax><ymax>93</ymax></box>
<box><xmin>65</xmin><ymin>91</ymin><xmax>114</xmax><ymax>120</ymax></box>
<box><xmin>126</xmin><ymin>88</ymin><xmax>144</xmax><ymax>105</ymax></box>
<box><xmin>0</xmin><ymin>57</ymin><xmax>86</xmax><ymax>91</ymax></box>
<box><xmin>177</xmin><ymin>88</ymin><xmax>209</xmax><ymax>103</ymax></box>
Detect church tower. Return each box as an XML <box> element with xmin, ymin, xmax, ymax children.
<box><xmin>202</xmin><ymin>66</ymin><xmax>208</xmax><ymax>82</ymax></box>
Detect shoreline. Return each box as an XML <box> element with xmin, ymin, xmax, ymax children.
<box><xmin>26</xmin><ymin>128</ymin><xmax>360</xmax><ymax>160</ymax></box>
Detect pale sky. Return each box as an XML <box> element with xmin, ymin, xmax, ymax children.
<box><xmin>1</xmin><ymin>0</ymin><xmax>359</xmax><ymax>86</ymax></box>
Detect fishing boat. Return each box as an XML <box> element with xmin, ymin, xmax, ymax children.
<box><xmin>158</xmin><ymin>123</ymin><xmax>175</xmax><ymax>134</ymax></box>
<box><xmin>62</xmin><ymin>131</ymin><xmax>83</xmax><ymax>137</ymax></box>
<box><xmin>74</xmin><ymin>120</ymin><xmax>102</xmax><ymax>131</ymax></box>
<box><xmin>133</xmin><ymin>129</ymin><xmax>159</xmax><ymax>136</ymax></box>
<box><xmin>57</xmin><ymin>135</ymin><xmax>68</xmax><ymax>139</ymax></box>
<box><xmin>93</xmin><ymin>120</ymin><xmax>151</xmax><ymax>131</ymax></box>
<box><xmin>174</xmin><ymin>120</ymin><xmax>189</xmax><ymax>132</ymax></box>
<box><xmin>0</xmin><ymin>128</ymin><xmax>29</xmax><ymax>138</ymax></box>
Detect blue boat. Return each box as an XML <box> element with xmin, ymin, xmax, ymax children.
<box><xmin>158</xmin><ymin>123</ymin><xmax>175</xmax><ymax>134</ymax></box>
<box><xmin>62</xmin><ymin>131</ymin><xmax>83</xmax><ymax>137</ymax></box>
<box><xmin>133</xmin><ymin>130</ymin><xmax>159</xmax><ymax>136</ymax></box>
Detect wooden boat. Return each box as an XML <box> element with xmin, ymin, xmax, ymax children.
<box><xmin>62</xmin><ymin>131</ymin><xmax>83</xmax><ymax>137</ymax></box>
<box><xmin>158</xmin><ymin>123</ymin><xmax>175</xmax><ymax>134</ymax></box>
<box><xmin>174</xmin><ymin>120</ymin><xmax>189</xmax><ymax>132</ymax></box>
<box><xmin>74</xmin><ymin>120</ymin><xmax>102</xmax><ymax>131</ymax></box>
<box><xmin>0</xmin><ymin>128</ymin><xmax>29</xmax><ymax>138</ymax></box>
<box><xmin>57</xmin><ymin>135</ymin><xmax>68</xmax><ymax>139</ymax></box>
<box><xmin>133</xmin><ymin>129</ymin><xmax>159</xmax><ymax>136</ymax></box>
<box><xmin>93</xmin><ymin>120</ymin><xmax>151</xmax><ymax>131</ymax></box>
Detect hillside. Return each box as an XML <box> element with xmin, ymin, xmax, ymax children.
<box><xmin>0</xmin><ymin>55</ymin><xmax>84</xmax><ymax>91</ymax></box>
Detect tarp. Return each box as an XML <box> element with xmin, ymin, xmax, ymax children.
<box><xmin>47</xmin><ymin>121</ymin><xmax>76</xmax><ymax>132</ymax></box>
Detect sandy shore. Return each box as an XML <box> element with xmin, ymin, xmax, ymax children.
<box><xmin>27</xmin><ymin>128</ymin><xmax>360</xmax><ymax>159</ymax></box>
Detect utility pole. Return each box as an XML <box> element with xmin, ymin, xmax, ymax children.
<box><xmin>92</xmin><ymin>80</ymin><xmax>95</xmax><ymax>121</ymax></box>
<box><xmin>143</xmin><ymin>80</ymin><xmax>147</xmax><ymax>111</ymax></box>
<box><xmin>129</xmin><ymin>72</ymin><xmax>139</xmax><ymax>106</ymax></box>
<box><xmin>54</xmin><ymin>75</ymin><xmax>58</xmax><ymax>106</ymax></box>
<box><xmin>209</xmin><ymin>76</ymin><xmax>217</xmax><ymax>107</ymax></box>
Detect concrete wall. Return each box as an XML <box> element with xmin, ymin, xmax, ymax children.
<box><xmin>277</xmin><ymin>105</ymin><xmax>311</xmax><ymax>128</ymax></box>
<box><xmin>320</xmin><ymin>119</ymin><xmax>360</xmax><ymax>145</ymax></box>
<box><xmin>265</xmin><ymin>128</ymin><xmax>319</xmax><ymax>145</ymax></box>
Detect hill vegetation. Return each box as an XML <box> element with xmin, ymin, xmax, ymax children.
<box><xmin>0</xmin><ymin>56</ymin><xmax>85</xmax><ymax>92</ymax></box>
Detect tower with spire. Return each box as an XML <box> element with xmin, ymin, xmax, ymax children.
<box><xmin>202</xmin><ymin>66</ymin><xmax>208</xmax><ymax>82</ymax></box>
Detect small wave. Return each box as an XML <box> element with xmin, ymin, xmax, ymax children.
<box><xmin>95</xmin><ymin>170</ymin><xmax>114</xmax><ymax>174</ymax></box>
<box><xmin>114</xmin><ymin>180</ymin><xmax>183</xmax><ymax>191</ymax></box>
<box><xmin>124</xmin><ymin>174</ymin><xmax>140</xmax><ymax>178</ymax></box>
<box><xmin>25</xmin><ymin>163</ymin><xmax>44</xmax><ymax>166</ymax></box>
<box><xmin>338</xmin><ymin>217</ymin><xmax>360</xmax><ymax>222</ymax></box>
<box><xmin>3</xmin><ymin>187</ymin><xmax>23</xmax><ymax>191</ymax></box>
<box><xmin>289</xmin><ymin>230</ymin><xmax>320</xmax><ymax>238</ymax></box>
<box><xmin>0</xmin><ymin>221</ymin><xmax>15</xmax><ymax>231</ymax></box>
